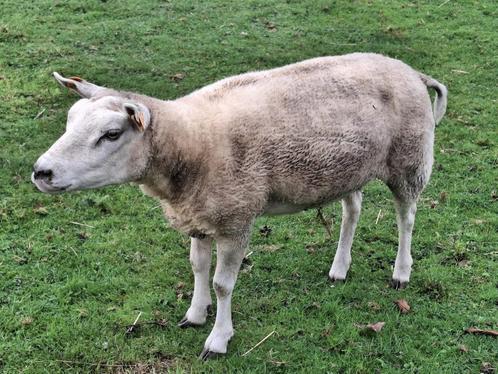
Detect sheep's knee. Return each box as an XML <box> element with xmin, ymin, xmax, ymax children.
<box><xmin>213</xmin><ymin>281</ymin><xmax>231</xmax><ymax>299</ymax></box>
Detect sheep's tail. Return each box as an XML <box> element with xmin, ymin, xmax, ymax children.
<box><xmin>419</xmin><ymin>73</ymin><xmax>448</xmax><ymax>125</ymax></box>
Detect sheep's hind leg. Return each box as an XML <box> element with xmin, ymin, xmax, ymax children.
<box><xmin>178</xmin><ymin>237</ymin><xmax>212</xmax><ymax>327</ymax></box>
<box><xmin>391</xmin><ymin>199</ymin><xmax>417</xmax><ymax>289</ymax></box>
<box><xmin>329</xmin><ymin>191</ymin><xmax>362</xmax><ymax>282</ymax></box>
<box><xmin>200</xmin><ymin>233</ymin><xmax>248</xmax><ymax>360</ymax></box>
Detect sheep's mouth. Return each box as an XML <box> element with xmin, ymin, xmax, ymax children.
<box><xmin>31</xmin><ymin>174</ymin><xmax>71</xmax><ymax>194</ymax></box>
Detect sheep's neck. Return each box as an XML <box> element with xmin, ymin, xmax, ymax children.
<box><xmin>141</xmin><ymin>100</ymin><xmax>209</xmax><ymax>203</ymax></box>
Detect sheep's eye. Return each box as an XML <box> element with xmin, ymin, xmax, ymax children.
<box><xmin>98</xmin><ymin>130</ymin><xmax>122</xmax><ymax>144</ymax></box>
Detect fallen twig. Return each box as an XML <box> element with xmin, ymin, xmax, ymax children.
<box><xmin>464</xmin><ymin>327</ymin><xmax>498</xmax><ymax>337</ymax></box>
<box><xmin>316</xmin><ymin>208</ymin><xmax>332</xmax><ymax>238</ymax></box>
<box><xmin>242</xmin><ymin>330</ymin><xmax>276</xmax><ymax>356</ymax></box>
<box><xmin>69</xmin><ymin>221</ymin><xmax>95</xmax><ymax>228</ymax></box>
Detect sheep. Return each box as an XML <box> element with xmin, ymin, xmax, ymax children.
<box><xmin>32</xmin><ymin>53</ymin><xmax>447</xmax><ymax>359</ymax></box>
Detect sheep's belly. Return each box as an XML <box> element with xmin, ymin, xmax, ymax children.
<box><xmin>263</xmin><ymin>201</ymin><xmax>311</xmax><ymax>216</ymax></box>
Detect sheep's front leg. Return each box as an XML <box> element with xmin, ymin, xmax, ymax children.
<box><xmin>329</xmin><ymin>191</ymin><xmax>362</xmax><ymax>282</ymax></box>
<box><xmin>179</xmin><ymin>237</ymin><xmax>212</xmax><ymax>327</ymax></box>
<box><xmin>200</xmin><ymin>234</ymin><xmax>248</xmax><ymax>360</ymax></box>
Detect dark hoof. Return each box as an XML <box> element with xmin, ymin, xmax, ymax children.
<box><xmin>391</xmin><ymin>279</ymin><xmax>408</xmax><ymax>290</ymax></box>
<box><xmin>199</xmin><ymin>348</ymin><xmax>222</xmax><ymax>361</ymax></box>
<box><xmin>178</xmin><ymin>305</ymin><xmax>212</xmax><ymax>328</ymax></box>
<box><xmin>328</xmin><ymin>276</ymin><xmax>346</xmax><ymax>284</ymax></box>
<box><xmin>178</xmin><ymin>317</ymin><xmax>201</xmax><ymax>328</ymax></box>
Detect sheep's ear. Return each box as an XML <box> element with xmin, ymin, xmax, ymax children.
<box><xmin>53</xmin><ymin>72</ymin><xmax>103</xmax><ymax>98</ymax></box>
<box><xmin>124</xmin><ymin>102</ymin><xmax>151</xmax><ymax>132</ymax></box>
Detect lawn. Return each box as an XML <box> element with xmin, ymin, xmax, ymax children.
<box><xmin>0</xmin><ymin>0</ymin><xmax>497</xmax><ymax>372</ymax></box>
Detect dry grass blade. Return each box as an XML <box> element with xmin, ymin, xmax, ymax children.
<box><xmin>70</xmin><ymin>221</ymin><xmax>95</xmax><ymax>228</ymax></box>
<box><xmin>375</xmin><ymin>209</ymin><xmax>382</xmax><ymax>224</ymax></box>
<box><xmin>242</xmin><ymin>330</ymin><xmax>276</xmax><ymax>356</ymax></box>
<box><xmin>126</xmin><ymin>312</ymin><xmax>142</xmax><ymax>335</ymax></box>
<box><xmin>34</xmin><ymin>108</ymin><xmax>46</xmax><ymax>120</ymax></box>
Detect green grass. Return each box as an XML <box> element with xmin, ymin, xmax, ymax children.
<box><xmin>1</xmin><ymin>0</ymin><xmax>497</xmax><ymax>372</ymax></box>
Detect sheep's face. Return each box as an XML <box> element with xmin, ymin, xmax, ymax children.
<box><xmin>32</xmin><ymin>74</ymin><xmax>151</xmax><ymax>193</ymax></box>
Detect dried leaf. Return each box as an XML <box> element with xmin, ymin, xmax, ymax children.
<box><xmin>367</xmin><ymin>301</ymin><xmax>381</xmax><ymax>311</ymax></box>
<box><xmin>78</xmin><ymin>308</ymin><xmax>88</xmax><ymax>318</ymax></box>
<box><xmin>368</xmin><ymin>322</ymin><xmax>385</xmax><ymax>332</ymax></box>
<box><xmin>21</xmin><ymin>316</ymin><xmax>33</xmax><ymax>325</ymax></box>
<box><xmin>321</xmin><ymin>327</ymin><xmax>332</xmax><ymax>337</ymax></box>
<box><xmin>170</xmin><ymin>73</ymin><xmax>185</xmax><ymax>82</ymax></box>
<box><xmin>305</xmin><ymin>244</ymin><xmax>316</xmax><ymax>254</ymax></box>
<box><xmin>480</xmin><ymin>362</ymin><xmax>496</xmax><ymax>374</ymax></box>
<box><xmin>13</xmin><ymin>255</ymin><xmax>27</xmax><ymax>264</ymax></box>
<box><xmin>356</xmin><ymin>321</ymin><xmax>385</xmax><ymax>335</ymax></box>
<box><xmin>465</xmin><ymin>327</ymin><xmax>498</xmax><ymax>337</ymax></box>
<box><xmin>33</xmin><ymin>206</ymin><xmax>48</xmax><ymax>215</ymax></box>
<box><xmin>457</xmin><ymin>259</ymin><xmax>470</xmax><ymax>267</ymax></box>
<box><xmin>394</xmin><ymin>299</ymin><xmax>411</xmax><ymax>314</ymax></box>
<box><xmin>458</xmin><ymin>344</ymin><xmax>469</xmax><ymax>353</ymax></box>
<box><xmin>265</xmin><ymin>21</ymin><xmax>277</xmax><ymax>31</ymax></box>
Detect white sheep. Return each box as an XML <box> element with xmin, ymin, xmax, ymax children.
<box><xmin>32</xmin><ymin>53</ymin><xmax>447</xmax><ymax>358</ymax></box>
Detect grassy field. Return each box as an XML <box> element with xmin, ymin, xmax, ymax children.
<box><xmin>1</xmin><ymin>0</ymin><xmax>497</xmax><ymax>372</ymax></box>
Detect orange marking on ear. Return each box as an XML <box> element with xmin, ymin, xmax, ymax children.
<box><xmin>139</xmin><ymin>112</ymin><xmax>145</xmax><ymax>130</ymax></box>
<box><xmin>65</xmin><ymin>81</ymin><xmax>77</xmax><ymax>89</ymax></box>
<box><xmin>69</xmin><ymin>76</ymin><xmax>83</xmax><ymax>82</ymax></box>
<box><xmin>131</xmin><ymin>114</ymin><xmax>144</xmax><ymax>132</ymax></box>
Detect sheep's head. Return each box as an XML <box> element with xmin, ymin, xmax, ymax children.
<box><xmin>32</xmin><ymin>73</ymin><xmax>152</xmax><ymax>193</ymax></box>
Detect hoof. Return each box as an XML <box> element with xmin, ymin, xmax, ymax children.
<box><xmin>178</xmin><ymin>317</ymin><xmax>202</xmax><ymax>328</ymax></box>
<box><xmin>178</xmin><ymin>305</ymin><xmax>212</xmax><ymax>328</ymax></box>
<box><xmin>391</xmin><ymin>279</ymin><xmax>408</xmax><ymax>290</ymax></box>
<box><xmin>199</xmin><ymin>348</ymin><xmax>223</xmax><ymax>361</ymax></box>
<box><xmin>328</xmin><ymin>276</ymin><xmax>346</xmax><ymax>284</ymax></box>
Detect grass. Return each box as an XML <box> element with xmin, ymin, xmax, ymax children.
<box><xmin>1</xmin><ymin>0</ymin><xmax>497</xmax><ymax>372</ymax></box>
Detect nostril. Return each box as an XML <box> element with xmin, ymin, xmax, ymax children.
<box><xmin>34</xmin><ymin>169</ymin><xmax>53</xmax><ymax>181</ymax></box>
